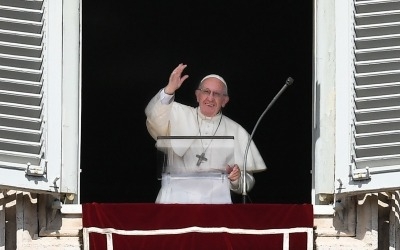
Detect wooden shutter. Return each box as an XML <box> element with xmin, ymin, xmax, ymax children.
<box><xmin>0</xmin><ymin>0</ymin><xmax>81</xmax><ymax>198</ymax></box>
<box><xmin>337</xmin><ymin>0</ymin><xmax>400</xmax><ymax>194</ymax></box>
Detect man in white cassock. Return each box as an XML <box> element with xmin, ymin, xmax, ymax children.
<box><xmin>145</xmin><ymin>63</ymin><xmax>267</xmax><ymax>204</ymax></box>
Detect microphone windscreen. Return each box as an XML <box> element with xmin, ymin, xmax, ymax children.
<box><xmin>286</xmin><ymin>77</ymin><xmax>294</xmax><ymax>85</ymax></box>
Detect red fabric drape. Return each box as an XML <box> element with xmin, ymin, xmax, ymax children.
<box><xmin>83</xmin><ymin>203</ymin><xmax>313</xmax><ymax>250</ymax></box>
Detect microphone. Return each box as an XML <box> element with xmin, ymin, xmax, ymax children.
<box><xmin>242</xmin><ymin>77</ymin><xmax>294</xmax><ymax>203</ymax></box>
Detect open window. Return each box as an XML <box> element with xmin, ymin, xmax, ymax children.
<box><xmin>0</xmin><ymin>0</ymin><xmax>81</xmax><ymax>202</ymax></box>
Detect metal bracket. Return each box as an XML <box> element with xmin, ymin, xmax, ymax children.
<box><xmin>25</xmin><ymin>162</ymin><xmax>47</xmax><ymax>177</ymax></box>
<box><xmin>349</xmin><ymin>163</ymin><xmax>370</xmax><ymax>181</ymax></box>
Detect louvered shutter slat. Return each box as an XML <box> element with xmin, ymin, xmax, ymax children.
<box><xmin>0</xmin><ymin>1</ymin><xmax>44</xmax><ymax>171</ymax></box>
<box><xmin>353</xmin><ymin>0</ymin><xmax>400</xmax><ymax>175</ymax></box>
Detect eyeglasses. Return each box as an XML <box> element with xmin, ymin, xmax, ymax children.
<box><xmin>197</xmin><ymin>88</ymin><xmax>227</xmax><ymax>98</ymax></box>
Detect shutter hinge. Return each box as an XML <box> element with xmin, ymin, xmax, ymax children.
<box><xmin>25</xmin><ymin>161</ymin><xmax>47</xmax><ymax>177</ymax></box>
<box><xmin>349</xmin><ymin>163</ymin><xmax>370</xmax><ymax>181</ymax></box>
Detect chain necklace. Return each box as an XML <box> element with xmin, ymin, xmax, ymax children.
<box><xmin>195</xmin><ymin>108</ymin><xmax>223</xmax><ymax>166</ymax></box>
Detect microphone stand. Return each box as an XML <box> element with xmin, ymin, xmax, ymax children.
<box><xmin>242</xmin><ymin>77</ymin><xmax>294</xmax><ymax>204</ymax></box>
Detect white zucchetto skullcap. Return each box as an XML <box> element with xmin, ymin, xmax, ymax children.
<box><xmin>200</xmin><ymin>74</ymin><xmax>227</xmax><ymax>88</ymax></box>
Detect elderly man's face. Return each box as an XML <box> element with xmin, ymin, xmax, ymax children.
<box><xmin>195</xmin><ymin>77</ymin><xmax>229</xmax><ymax>117</ymax></box>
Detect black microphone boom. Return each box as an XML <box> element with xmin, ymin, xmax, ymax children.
<box><xmin>242</xmin><ymin>77</ymin><xmax>294</xmax><ymax>203</ymax></box>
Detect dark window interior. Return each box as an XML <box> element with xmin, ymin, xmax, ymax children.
<box><xmin>80</xmin><ymin>1</ymin><xmax>313</xmax><ymax>204</ymax></box>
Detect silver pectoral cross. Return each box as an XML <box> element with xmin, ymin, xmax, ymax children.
<box><xmin>196</xmin><ymin>152</ymin><xmax>207</xmax><ymax>166</ymax></box>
